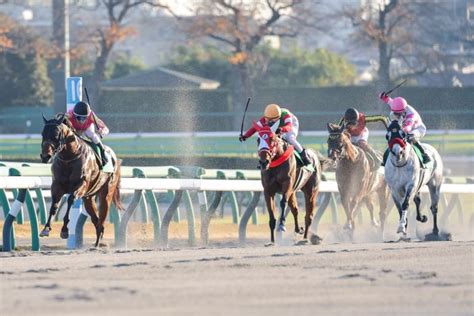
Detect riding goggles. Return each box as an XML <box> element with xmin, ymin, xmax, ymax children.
<box><xmin>74</xmin><ymin>114</ymin><xmax>88</xmax><ymax>123</ymax></box>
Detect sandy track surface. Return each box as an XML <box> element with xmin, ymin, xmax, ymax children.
<box><xmin>1</xmin><ymin>241</ymin><xmax>472</xmax><ymax>316</ymax></box>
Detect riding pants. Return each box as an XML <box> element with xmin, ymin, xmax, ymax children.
<box><xmin>406</xmin><ymin>124</ymin><xmax>426</xmax><ymax>142</ymax></box>
<box><xmin>282</xmin><ymin>116</ymin><xmax>304</xmax><ymax>153</ymax></box>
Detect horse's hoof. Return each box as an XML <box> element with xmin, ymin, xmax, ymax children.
<box><xmin>60</xmin><ymin>230</ymin><xmax>69</xmax><ymax>239</ymax></box>
<box><xmin>40</xmin><ymin>228</ymin><xmax>50</xmax><ymax>237</ymax></box>
<box><xmin>265</xmin><ymin>242</ymin><xmax>275</xmax><ymax>247</ymax></box>
<box><xmin>296</xmin><ymin>227</ymin><xmax>304</xmax><ymax>235</ymax></box>
<box><xmin>310</xmin><ymin>234</ymin><xmax>323</xmax><ymax>245</ymax></box>
<box><xmin>277</xmin><ymin>225</ymin><xmax>286</xmax><ymax>232</ymax></box>
<box><xmin>397</xmin><ymin>225</ymin><xmax>406</xmax><ymax>234</ymax></box>
<box><xmin>398</xmin><ymin>236</ymin><xmax>411</xmax><ymax>242</ymax></box>
<box><xmin>295</xmin><ymin>239</ymin><xmax>309</xmax><ymax>246</ymax></box>
<box><xmin>371</xmin><ymin>220</ymin><xmax>380</xmax><ymax>228</ymax></box>
<box><xmin>417</xmin><ymin>215</ymin><xmax>428</xmax><ymax>223</ymax></box>
<box><xmin>425</xmin><ymin>232</ymin><xmax>451</xmax><ymax>241</ymax></box>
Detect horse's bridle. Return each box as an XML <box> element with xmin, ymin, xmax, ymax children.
<box><xmin>328</xmin><ymin>132</ymin><xmax>346</xmax><ymax>161</ymax></box>
<box><xmin>257</xmin><ymin>134</ymin><xmax>280</xmax><ymax>169</ymax></box>
<box><xmin>42</xmin><ymin>122</ymin><xmax>67</xmax><ymax>157</ymax></box>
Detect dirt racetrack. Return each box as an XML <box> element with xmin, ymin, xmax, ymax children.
<box><xmin>1</xmin><ymin>239</ymin><xmax>472</xmax><ymax>316</ymax></box>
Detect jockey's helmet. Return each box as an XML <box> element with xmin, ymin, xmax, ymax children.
<box><xmin>344</xmin><ymin>108</ymin><xmax>359</xmax><ymax>125</ymax></box>
<box><xmin>73</xmin><ymin>101</ymin><xmax>91</xmax><ymax>123</ymax></box>
<box><xmin>390</xmin><ymin>97</ymin><xmax>408</xmax><ymax>113</ymax></box>
<box><xmin>264</xmin><ymin>103</ymin><xmax>281</xmax><ymax>120</ymax></box>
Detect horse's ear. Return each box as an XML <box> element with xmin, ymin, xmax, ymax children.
<box><xmin>42</xmin><ymin>113</ymin><xmax>47</xmax><ymax>123</ymax></box>
<box><xmin>56</xmin><ymin>113</ymin><xmax>65</xmax><ymax>123</ymax></box>
<box><xmin>62</xmin><ymin>115</ymin><xmax>72</xmax><ymax>128</ymax></box>
<box><xmin>338</xmin><ymin>124</ymin><xmax>344</xmax><ymax>133</ymax></box>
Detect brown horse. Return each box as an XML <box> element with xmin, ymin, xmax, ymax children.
<box><xmin>40</xmin><ymin>113</ymin><xmax>123</xmax><ymax>247</ymax></box>
<box><xmin>327</xmin><ymin>123</ymin><xmax>389</xmax><ymax>237</ymax></box>
<box><xmin>254</xmin><ymin>122</ymin><xmax>330</xmax><ymax>245</ymax></box>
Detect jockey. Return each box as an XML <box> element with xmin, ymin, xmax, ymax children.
<box><xmin>338</xmin><ymin>108</ymin><xmax>388</xmax><ymax>168</ymax></box>
<box><xmin>379</xmin><ymin>93</ymin><xmax>430</xmax><ymax>164</ymax></box>
<box><xmin>239</xmin><ymin>103</ymin><xmax>311</xmax><ymax>165</ymax></box>
<box><xmin>66</xmin><ymin>101</ymin><xmax>110</xmax><ymax>166</ymax></box>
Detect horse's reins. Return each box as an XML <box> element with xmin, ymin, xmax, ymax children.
<box><xmin>44</xmin><ymin>122</ymin><xmax>83</xmax><ymax>162</ymax></box>
<box><xmin>42</xmin><ymin>122</ymin><xmax>67</xmax><ymax>158</ymax></box>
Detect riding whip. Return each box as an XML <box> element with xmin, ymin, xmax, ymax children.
<box><xmin>240</xmin><ymin>97</ymin><xmax>251</xmax><ymax>136</ymax></box>
<box><xmin>384</xmin><ymin>79</ymin><xmax>407</xmax><ymax>96</ymax></box>
<box><xmin>84</xmin><ymin>87</ymin><xmax>102</xmax><ymax>138</ymax></box>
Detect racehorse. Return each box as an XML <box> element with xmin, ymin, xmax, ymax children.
<box><xmin>253</xmin><ymin>122</ymin><xmax>330</xmax><ymax>245</ymax></box>
<box><xmin>40</xmin><ymin>113</ymin><xmax>123</xmax><ymax>247</ymax></box>
<box><xmin>384</xmin><ymin>120</ymin><xmax>447</xmax><ymax>240</ymax></box>
<box><xmin>327</xmin><ymin>123</ymin><xmax>390</xmax><ymax>238</ymax></box>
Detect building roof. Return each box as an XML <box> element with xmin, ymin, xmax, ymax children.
<box><xmin>101</xmin><ymin>67</ymin><xmax>220</xmax><ymax>90</ymax></box>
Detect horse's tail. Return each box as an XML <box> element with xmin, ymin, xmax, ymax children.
<box><xmin>113</xmin><ymin>159</ymin><xmax>125</xmax><ymax>211</ymax></box>
<box><xmin>316</xmin><ymin>151</ymin><xmax>332</xmax><ymax>172</ymax></box>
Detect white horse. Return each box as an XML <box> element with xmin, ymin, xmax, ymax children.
<box><xmin>384</xmin><ymin>120</ymin><xmax>448</xmax><ymax>241</ymax></box>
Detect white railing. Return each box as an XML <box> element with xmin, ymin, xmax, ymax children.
<box><xmin>1</xmin><ymin>176</ymin><xmax>472</xmax><ymax>194</ymax></box>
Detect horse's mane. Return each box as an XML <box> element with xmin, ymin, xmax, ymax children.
<box><xmin>340</xmin><ymin>131</ymin><xmax>357</xmax><ymax>162</ymax></box>
<box><xmin>328</xmin><ymin>123</ymin><xmax>357</xmax><ymax>162</ymax></box>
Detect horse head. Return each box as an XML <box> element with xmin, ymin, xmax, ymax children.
<box><xmin>253</xmin><ymin>121</ymin><xmax>281</xmax><ymax>170</ymax></box>
<box><xmin>40</xmin><ymin>113</ymin><xmax>70</xmax><ymax>163</ymax></box>
<box><xmin>326</xmin><ymin>123</ymin><xmax>348</xmax><ymax>162</ymax></box>
<box><xmin>386</xmin><ymin>120</ymin><xmax>409</xmax><ymax>165</ymax></box>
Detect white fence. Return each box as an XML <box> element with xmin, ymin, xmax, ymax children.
<box><xmin>1</xmin><ymin>176</ymin><xmax>473</xmax><ymax>193</ymax></box>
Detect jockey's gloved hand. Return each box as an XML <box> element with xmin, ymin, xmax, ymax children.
<box><xmin>239</xmin><ymin>135</ymin><xmax>247</xmax><ymax>142</ymax></box>
<box><xmin>379</xmin><ymin>92</ymin><xmax>389</xmax><ymax>103</ymax></box>
<box><xmin>275</xmin><ymin>127</ymin><xmax>281</xmax><ymax>135</ymax></box>
<box><xmin>406</xmin><ymin>134</ymin><xmax>415</xmax><ymax>143</ymax></box>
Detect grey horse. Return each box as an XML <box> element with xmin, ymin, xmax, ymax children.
<box><xmin>384</xmin><ymin>120</ymin><xmax>448</xmax><ymax>241</ymax></box>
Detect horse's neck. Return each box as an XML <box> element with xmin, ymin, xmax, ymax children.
<box><xmin>274</xmin><ymin>139</ymin><xmax>287</xmax><ymax>158</ymax></box>
<box><xmin>343</xmin><ymin>138</ymin><xmax>359</xmax><ymax>162</ymax></box>
<box><xmin>58</xmin><ymin>129</ymin><xmax>82</xmax><ymax>160</ymax></box>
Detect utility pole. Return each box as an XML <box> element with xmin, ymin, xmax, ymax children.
<box><xmin>51</xmin><ymin>0</ymin><xmax>70</xmax><ymax>114</ymax></box>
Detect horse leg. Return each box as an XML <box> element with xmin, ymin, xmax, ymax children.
<box><xmin>40</xmin><ymin>184</ymin><xmax>64</xmax><ymax>237</ymax></box>
<box><xmin>303</xmin><ymin>188</ymin><xmax>322</xmax><ymax>244</ymax></box>
<box><xmin>82</xmin><ymin>197</ymin><xmax>100</xmax><ymax>247</ymax></box>
<box><xmin>364</xmin><ymin>195</ymin><xmax>379</xmax><ymax>227</ymax></box>
<box><xmin>428</xmin><ymin>183</ymin><xmax>441</xmax><ymax>237</ymax></box>
<box><xmin>265</xmin><ymin>194</ymin><xmax>276</xmax><ymax>244</ymax></box>
<box><xmin>414</xmin><ymin>193</ymin><xmax>428</xmax><ymax>223</ymax></box>
<box><xmin>288</xmin><ymin>193</ymin><xmax>303</xmax><ymax>234</ymax></box>
<box><xmin>340</xmin><ymin>194</ymin><xmax>353</xmax><ymax>231</ymax></box>
<box><xmin>377</xmin><ymin>186</ymin><xmax>389</xmax><ymax>239</ymax></box>
<box><xmin>96</xmin><ymin>185</ymin><xmax>114</xmax><ymax>246</ymax></box>
<box><xmin>60</xmin><ymin>194</ymin><xmax>75</xmax><ymax>239</ymax></box>
<box><xmin>391</xmin><ymin>192</ymin><xmax>404</xmax><ymax>234</ymax></box>
<box><xmin>398</xmin><ymin>184</ymin><xmax>414</xmax><ymax>234</ymax></box>
<box><xmin>278</xmin><ymin>193</ymin><xmax>289</xmax><ymax>232</ymax></box>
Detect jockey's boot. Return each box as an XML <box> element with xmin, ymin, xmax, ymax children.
<box><xmin>300</xmin><ymin>148</ymin><xmax>311</xmax><ymax>166</ymax></box>
<box><xmin>381</xmin><ymin>148</ymin><xmax>390</xmax><ymax>167</ymax></box>
<box><xmin>97</xmin><ymin>142</ymin><xmax>109</xmax><ymax>167</ymax></box>
<box><xmin>413</xmin><ymin>141</ymin><xmax>431</xmax><ymax>164</ymax></box>
<box><xmin>358</xmin><ymin>140</ymin><xmax>381</xmax><ymax>169</ymax></box>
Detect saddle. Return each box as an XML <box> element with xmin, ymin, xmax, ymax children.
<box><xmin>82</xmin><ymin>139</ymin><xmax>114</xmax><ymax>173</ymax></box>
<box><xmin>381</xmin><ymin>143</ymin><xmax>431</xmax><ymax>168</ymax></box>
<box><xmin>294</xmin><ymin>150</ymin><xmax>315</xmax><ymax>173</ymax></box>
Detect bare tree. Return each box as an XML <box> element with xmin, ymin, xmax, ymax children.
<box><xmin>342</xmin><ymin>0</ymin><xmax>456</xmax><ymax>91</ymax></box>
<box><xmin>76</xmin><ymin>0</ymin><xmax>174</xmax><ymax>95</ymax></box>
<box><xmin>183</xmin><ymin>0</ymin><xmax>313</xmax><ymax>129</ymax></box>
